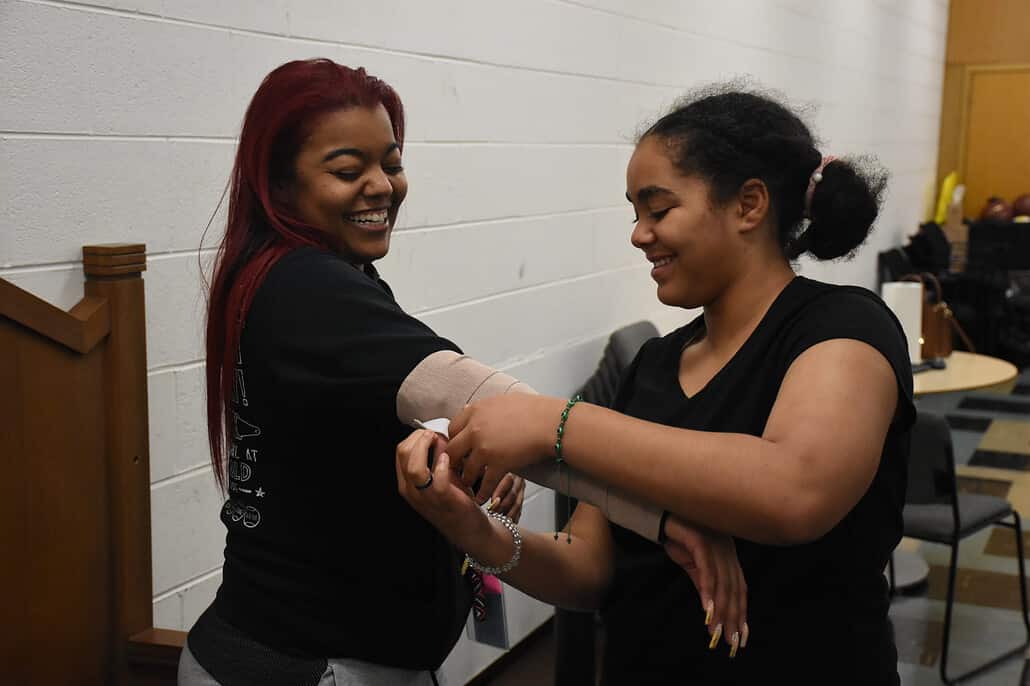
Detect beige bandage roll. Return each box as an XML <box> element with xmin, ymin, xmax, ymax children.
<box><xmin>397</xmin><ymin>350</ymin><xmax>663</xmax><ymax>542</ymax></box>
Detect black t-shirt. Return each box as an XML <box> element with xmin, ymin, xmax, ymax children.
<box><xmin>601</xmin><ymin>277</ymin><xmax>915</xmax><ymax>686</ymax></box>
<box><xmin>205</xmin><ymin>246</ymin><xmax>472</xmax><ymax>669</ymax></box>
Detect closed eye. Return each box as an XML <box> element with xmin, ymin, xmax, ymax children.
<box><xmin>632</xmin><ymin>208</ymin><xmax>670</xmax><ymax>224</ymax></box>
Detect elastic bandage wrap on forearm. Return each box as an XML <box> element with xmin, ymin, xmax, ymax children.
<box><xmin>396</xmin><ymin>350</ymin><xmax>663</xmax><ymax>542</ymax></box>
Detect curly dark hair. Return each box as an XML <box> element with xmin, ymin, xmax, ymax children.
<box><xmin>641</xmin><ymin>84</ymin><xmax>888</xmax><ymax>261</ymax></box>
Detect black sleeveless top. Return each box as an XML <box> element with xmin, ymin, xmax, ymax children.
<box><xmin>601</xmin><ymin>277</ymin><xmax>915</xmax><ymax>685</ymax></box>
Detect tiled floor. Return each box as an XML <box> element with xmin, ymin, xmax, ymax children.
<box><xmin>893</xmin><ymin>368</ymin><xmax>1030</xmax><ymax>685</ymax></box>
<box><xmin>476</xmin><ymin>367</ymin><xmax>1030</xmax><ymax>685</ymax></box>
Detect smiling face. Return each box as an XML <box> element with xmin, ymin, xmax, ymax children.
<box><xmin>626</xmin><ymin>135</ymin><xmax>746</xmax><ymax>308</ymax></box>
<box><xmin>286</xmin><ymin>104</ymin><xmax>407</xmax><ymax>263</ymax></box>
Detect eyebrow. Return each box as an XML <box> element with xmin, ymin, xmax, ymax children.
<box><xmin>626</xmin><ymin>185</ymin><xmax>676</xmax><ymax>204</ymax></box>
<box><xmin>322</xmin><ymin>142</ymin><xmax>401</xmax><ymax>163</ymax></box>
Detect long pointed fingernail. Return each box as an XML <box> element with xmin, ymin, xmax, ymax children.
<box><xmin>485</xmin><ymin>497</ymin><xmax>497</xmax><ymax>511</ymax></box>
<box><xmin>704</xmin><ymin>599</ymin><xmax>713</xmax><ymax>626</ymax></box>
<box><xmin>729</xmin><ymin>631</ymin><xmax>740</xmax><ymax>658</ymax></box>
<box><xmin>741</xmin><ymin>622</ymin><xmax>750</xmax><ymax>649</ymax></box>
<box><xmin>708</xmin><ymin>624</ymin><xmax>722</xmax><ymax>650</ymax></box>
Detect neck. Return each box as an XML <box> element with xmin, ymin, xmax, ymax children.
<box><xmin>701</xmin><ymin>259</ymin><xmax>796</xmax><ymax>352</ymax></box>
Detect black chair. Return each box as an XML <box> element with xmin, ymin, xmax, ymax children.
<box><xmin>877</xmin><ymin>246</ymin><xmax>915</xmax><ymax>291</ymax></box>
<box><xmin>554</xmin><ymin>320</ymin><xmax>659</xmax><ymax>686</ymax></box>
<box><xmin>891</xmin><ymin>412</ymin><xmax>1030</xmax><ymax>684</ymax></box>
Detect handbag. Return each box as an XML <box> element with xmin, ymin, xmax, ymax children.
<box><xmin>902</xmin><ymin>273</ymin><xmax>976</xmax><ymax>359</ymax></box>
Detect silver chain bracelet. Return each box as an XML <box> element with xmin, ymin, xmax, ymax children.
<box><xmin>464</xmin><ymin>510</ymin><xmax>522</xmax><ymax>575</ymax></box>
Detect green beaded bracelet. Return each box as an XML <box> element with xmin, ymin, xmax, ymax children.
<box><xmin>554</xmin><ymin>394</ymin><xmax>581</xmax><ymax>542</ymax></box>
<box><xmin>554</xmin><ymin>394</ymin><xmax>581</xmax><ymax>464</ymax></box>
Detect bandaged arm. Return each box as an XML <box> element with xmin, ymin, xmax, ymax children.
<box><xmin>397</xmin><ymin>350</ymin><xmax>663</xmax><ymax>542</ymax></box>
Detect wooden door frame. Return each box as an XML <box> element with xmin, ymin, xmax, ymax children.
<box><xmin>957</xmin><ymin>63</ymin><xmax>1030</xmax><ymax>189</ymax></box>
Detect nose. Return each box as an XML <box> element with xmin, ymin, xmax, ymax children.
<box><xmin>364</xmin><ymin>167</ymin><xmax>393</xmax><ymax>199</ymax></box>
<box><xmin>631</xmin><ymin>218</ymin><xmax>654</xmax><ymax>251</ymax></box>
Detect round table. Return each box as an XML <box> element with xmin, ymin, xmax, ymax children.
<box><xmin>891</xmin><ymin>351</ymin><xmax>1020</xmax><ymax>590</ymax></box>
<box><xmin>913</xmin><ymin>350</ymin><xmax>1019</xmax><ymax>396</ymax></box>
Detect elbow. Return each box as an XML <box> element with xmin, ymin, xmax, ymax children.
<box><xmin>771</xmin><ymin>494</ymin><xmax>838</xmax><ymax>546</ymax></box>
<box><xmin>563</xmin><ymin>564</ymin><xmax>612</xmax><ymax>612</ymax></box>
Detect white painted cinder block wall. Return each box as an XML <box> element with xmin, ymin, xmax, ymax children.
<box><xmin>1</xmin><ymin>0</ymin><xmax>949</xmax><ymax>682</ymax></box>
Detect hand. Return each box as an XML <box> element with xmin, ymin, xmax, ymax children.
<box><xmin>396</xmin><ymin>429</ymin><xmax>485</xmax><ymax>549</ymax></box>
<box><xmin>487</xmin><ymin>473</ymin><xmax>526</xmax><ymax>523</ymax></box>
<box><xmin>662</xmin><ymin>515</ymin><xmax>749</xmax><ymax>658</ymax></box>
<box><xmin>447</xmin><ymin>395</ymin><xmax>566</xmax><ymax>505</ymax></box>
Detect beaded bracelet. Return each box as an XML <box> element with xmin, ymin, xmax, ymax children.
<box><xmin>554</xmin><ymin>395</ymin><xmax>582</xmax><ymax>542</ymax></box>
<box><xmin>464</xmin><ymin>510</ymin><xmax>522</xmax><ymax>575</ymax></box>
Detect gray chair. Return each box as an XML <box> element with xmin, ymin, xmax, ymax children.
<box><xmin>554</xmin><ymin>320</ymin><xmax>659</xmax><ymax>686</ymax></box>
<box><xmin>890</xmin><ymin>411</ymin><xmax>1030</xmax><ymax>684</ymax></box>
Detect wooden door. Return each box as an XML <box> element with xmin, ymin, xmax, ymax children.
<box><xmin>962</xmin><ymin>66</ymin><xmax>1030</xmax><ymax>217</ymax></box>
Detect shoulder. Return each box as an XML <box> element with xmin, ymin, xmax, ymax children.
<box><xmin>787</xmin><ymin>278</ymin><xmax>904</xmax><ymax>342</ymax></box>
<box><xmin>263</xmin><ymin>246</ymin><xmax>384</xmax><ymax>296</ymax></box>
<box><xmin>245</xmin><ymin>246</ymin><xmax>417</xmax><ymax>349</ymax></box>
<box><xmin>255</xmin><ymin>247</ymin><xmax>398</xmax><ymax>316</ymax></box>
<box><xmin>782</xmin><ymin>278</ymin><xmax>914</xmax><ymax>424</ymax></box>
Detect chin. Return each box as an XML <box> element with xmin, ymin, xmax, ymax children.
<box><xmin>339</xmin><ymin>233</ymin><xmax>391</xmax><ymax>264</ymax></box>
<box><xmin>656</xmin><ymin>283</ymin><xmax>697</xmax><ymax>309</ymax></box>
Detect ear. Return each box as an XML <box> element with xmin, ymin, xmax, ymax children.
<box><xmin>735</xmin><ymin>178</ymin><xmax>770</xmax><ymax>235</ymax></box>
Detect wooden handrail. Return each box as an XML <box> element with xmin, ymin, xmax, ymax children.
<box><xmin>2</xmin><ymin>242</ymin><xmax>190</xmax><ymax>684</ymax></box>
<box><xmin>128</xmin><ymin>629</ymin><xmax>187</xmax><ymax>667</ymax></box>
<box><xmin>0</xmin><ymin>278</ymin><xmax>111</xmax><ymax>353</ymax></box>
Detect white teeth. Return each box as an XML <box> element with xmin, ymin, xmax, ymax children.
<box><xmin>347</xmin><ymin>210</ymin><xmax>388</xmax><ymax>224</ymax></box>
<box><xmin>652</xmin><ymin>256</ymin><xmax>674</xmax><ymax>268</ymax></box>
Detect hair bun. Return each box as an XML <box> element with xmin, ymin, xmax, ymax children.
<box><xmin>797</xmin><ymin>158</ymin><xmax>887</xmax><ymax>260</ymax></box>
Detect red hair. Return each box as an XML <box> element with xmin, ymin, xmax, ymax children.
<box><xmin>206</xmin><ymin>59</ymin><xmax>405</xmax><ymax>490</ymax></box>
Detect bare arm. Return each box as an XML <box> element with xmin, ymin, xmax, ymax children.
<box><xmin>450</xmin><ymin>339</ymin><xmax>899</xmax><ymax>545</ymax></box>
<box><xmin>398</xmin><ymin>350</ymin><xmax>664</xmax><ymax>541</ymax></box>
<box><xmin>464</xmin><ymin>501</ymin><xmax>615</xmax><ymax>611</ymax></box>
<box><xmin>395</xmin><ymin>430</ymin><xmax>614</xmax><ymax>611</ymax></box>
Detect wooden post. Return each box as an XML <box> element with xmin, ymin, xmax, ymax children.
<box><xmin>83</xmin><ymin>244</ymin><xmax>151</xmax><ymax>685</ymax></box>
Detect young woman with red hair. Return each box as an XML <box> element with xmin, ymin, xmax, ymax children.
<box><xmin>180</xmin><ymin>59</ymin><xmax>524</xmax><ymax>686</ymax></box>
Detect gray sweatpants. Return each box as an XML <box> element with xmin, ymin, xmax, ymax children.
<box><xmin>178</xmin><ymin>641</ymin><xmax>444</xmax><ymax>686</ymax></box>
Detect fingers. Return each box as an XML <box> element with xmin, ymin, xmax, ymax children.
<box><xmin>396</xmin><ymin>429</ymin><xmax>431</xmax><ymax>498</ymax></box>
<box><xmin>449</xmin><ymin>403</ymin><xmax>473</xmax><ymax>438</ymax></box>
<box><xmin>509</xmin><ymin>477</ymin><xmax>526</xmax><ymax>523</ymax></box>
<box><xmin>445</xmin><ymin>404</ymin><xmax>475</xmax><ymax>462</ymax></box>
<box><xmin>431</xmin><ymin>434</ymin><xmax>448</xmax><ymax>463</ymax></box>
<box><xmin>489</xmin><ymin>473</ymin><xmax>514</xmax><ymax>512</ymax></box>
<box><xmin>727</xmin><ymin>575</ymin><xmax>741</xmax><ymax>654</ymax></box>
<box><xmin>474</xmin><ymin>467</ymin><xmax>504</xmax><ymax>506</ymax></box>
<box><xmin>708</xmin><ymin>548</ymin><xmax>728</xmax><ymax>652</ymax></box>
<box><xmin>491</xmin><ymin>474</ymin><xmax>524</xmax><ymax>516</ymax></box>
<box><xmin>663</xmin><ymin>515</ymin><xmax>692</xmax><ymax>547</ymax></box>
<box><xmin>431</xmin><ymin>451</ymin><xmax>452</xmax><ymax>495</ymax></box>
<box><xmin>712</xmin><ymin>545</ymin><xmax>746</xmax><ymax>658</ymax></box>
<box><xmin>663</xmin><ymin>526</ymin><xmax>749</xmax><ymax>659</ymax></box>
<box><xmin>718</xmin><ymin>553</ymin><xmax>740</xmax><ymax>653</ymax></box>
<box><xmin>461</xmin><ymin>450</ymin><xmax>486</xmax><ymax>491</ymax></box>
<box><xmin>736</xmin><ymin>566</ymin><xmax>749</xmax><ymax>652</ymax></box>
<box><xmin>402</xmin><ymin>430</ymin><xmax>437</xmax><ymax>488</ymax></box>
